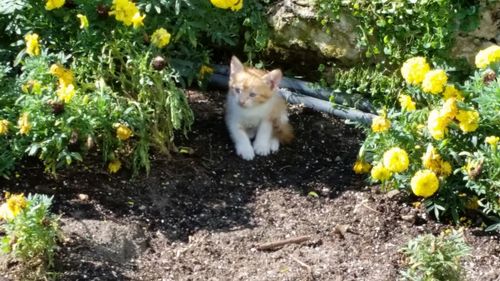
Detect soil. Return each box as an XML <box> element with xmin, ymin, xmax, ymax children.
<box><xmin>1</xmin><ymin>90</ymin><xmax>500</xmax><ymax>281</ymax></box>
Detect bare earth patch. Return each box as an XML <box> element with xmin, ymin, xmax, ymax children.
<box><xmin>1</xmin><ymin>90</ymin><xmax>499</xmax><ymax>281</ymax></box>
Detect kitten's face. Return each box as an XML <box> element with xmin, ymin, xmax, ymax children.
<box><xmin>229</xmin><ymin>56</ymin><xmax>282</xmax><ymax>108</ymax></box>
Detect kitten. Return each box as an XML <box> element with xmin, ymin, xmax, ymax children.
<box><xmin>225</xmin><ymin>56</ymin><xmax>293</xmax><ymax>160</ymax></box>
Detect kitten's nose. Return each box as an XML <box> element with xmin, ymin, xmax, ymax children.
<box><xmin>239</xmin><ymin>99</ymin><xmax>246</xmax><ymax>106</ymax></box>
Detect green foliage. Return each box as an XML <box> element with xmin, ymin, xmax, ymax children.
<box><xmin>316</xmin><ymin>0</ymin><xmax>480</xmax><ymax>62</ymax></box>
<box><xmin>318</xmin><ymin>63</ymin><xmax>404</xmax><ymax>107</ymax></box>
<box><xmin>0</xmin><ymin>193</ymin><xmax>60</xmax><ymax>279</ymax></box>
<box><xmin>400</xmin><ymin>230</ymin><xmax>470</xmax><ymax>281</ymax></box>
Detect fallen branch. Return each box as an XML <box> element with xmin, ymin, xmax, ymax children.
<box><xmin>256</xmin><ymin>235</ymin><xmax>311</xmax><ymax>251</ymax></box>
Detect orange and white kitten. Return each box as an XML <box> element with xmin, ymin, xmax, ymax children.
<box><xmin>226</xmin><ymin>56</ymin><xmax>293</xmax><ymax>160</ymax></box>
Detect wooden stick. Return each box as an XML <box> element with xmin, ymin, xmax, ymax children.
<box><xmin>289</xmin><ymin>254</ymin><xmax>314</xmax><ymax>280</ymax></box>
<box><xmin>256</xmin><ymin>235</ymin><xmax>311</xmax><ymax>251</ymax></box>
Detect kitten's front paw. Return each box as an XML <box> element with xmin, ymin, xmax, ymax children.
<box><xmin>236</xmin><ymin>144</ymin><xmax>255</xmax><ymax>160</ymax></box>
<box><xmin>270</xmin><ymin>138</ymin><xmax>280</xmax><ymax>153</ymax></box>
<box><xmin>253</xmin><ymin>141</ymin><xmax>271</xmax><ymax>156</ymax></box>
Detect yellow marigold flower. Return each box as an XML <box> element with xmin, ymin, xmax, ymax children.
<box><xmin>116</xmin><ymin>124</ymin><xmax>133</xmax><ymax>141</ymax></box>
<box><xmin>475</xmin><ymin>44</ymin><xmax>500</xmax><ymax>69</ymax></box>
<box><xmin>18</xmin><ymin>113</ymin><xmax>32</xmax><ymax>135</ymax></box>
<box><xmin>109</xmin><ymin>0</ymin><xmax>139</xmax><ymax>26</ymax></box>
<box><xmin>0</xmin><ymin>120</ymin><xmax>10</xmax><ymax>135</ymax></box>
<box><xmin>131</xmin><ymin>12</ymin><xmax>145</xmax><ymax>29</ymax></box>
<box><xmin>465</xmin><ymin>195</ymin><xmax>479</xmax><ymax>210</ymax></box>
<box><xmin>199</xmin><ymin>65</ymin><xmax>214</xmax><ymax>79</ymax></box>
<box><xmin>427</xmin><ymin>109</ymin><xmax>449</xmax><ymax>140</ymax></box>
<box><xmin>24</xmin><ymin>33</ymin><xmax>40</xmax><ymax>57</ymax></box>
<box><xmin>22</xmin><ymin>80</ymin><xmax>42</xmax><ymax>94</ymax></box>
<box><xmin>383</xmin><ymin>147</ymin><xmax>409</xmax><ymax>173</ymax></box>
<box><xmin>57</xmin><ymin>83</ymin><xmax>76</xmax><ymax>103</ymax></box>
<box><xmin>0</xmin><ymin>193</ymin><xmax>27</xmax><ymax>221</ymax></box>
<box><xmin>422</xmin><ymin>144</ymin><xmax>442</xmax><ymax>172</ymax></box>
<box><xmin>441</xmin><ymin>97</ymin><xmax>458</xmax><ymax>119</ymax></box>
<box><xmin>439</xmin><ymin>161</ymin><xmax>452</xmax><ymax>177</ymax></box>
<box><xmin>371</xmin><ymin>115</ymin><xmax>391</xmax><ymax>133</ymax></box>
<box><xmin>50</xmin><ymin>64</ymin><xmax>74</xmax><ymax>86</ymax></box>
<box><xmin>400</xmin><ymin>57</ymin><xmax>430</xmax><ymax>85</ymax></box>
<box><xmin>371</xmin><ymin>163</ymin><xmax>392</xmax><ymax>182</ymax></box>
<box><xmin>398</xmin><ymin>94</ymin><xmax>416</xmax><ymax>111</ymax></box>
<box><xmin>151</xmin><ymin>28</ymin><xmax>171</xmax><ymax>48</ymax></box>
<box><xmin>210</xmin><ymin>0</ymin><xmax>244</xmax><ymax>11</ymax></box>
<box><xmin>422</xmin><ymin>69</ymin><xmax>448</xmax><ymax>94</ymax></box>
<box><xmin>353</xmin><ymin>159</ymin><xmax>371</xmax><ymax>174</ymax></box>
<box><xmin>456</xmin><ymin>109</ymin><xmax>479</xmax><ymax>133</ymax></box>
<box><xmin>485</xmin><ymin>136</ymin><xmax>499</xmax><ymax>146</ymax></box>
<box><xmin>77</xmin><ymin>14</ymin><xmax>89</xmax><ymax>29</ymax></box>
<box><xmin>411</xmin><ymin>170</ymin><xmax>439</xmax><ymax>198</ymax></box>
<box><xmin>108</xmin><ymin>159</ymin><xmax>122</xmax><ymax>173</ymax></box>
<box><xmin>45</xmin><ymin>0</ymin><xmax>65</xmax><ymax>10</ymax></box>
<box><xmin>442</xmin><ymin>84</ymin><xmax>464</xmax><ymax>101</ymax></box>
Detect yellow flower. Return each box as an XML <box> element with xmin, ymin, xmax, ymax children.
<box><xmin>210</xmin><ymin>0</ymin><xmax>244</xmax><ymax>11</ymax></box>
<box><xmin>116</xmin><ymin>124</ymin><xmax>133</xmax><ymax>141</ymax></box>
<box><xmin>131</xmin><ymin>12</ymin><xmax>145</xmax><ymax>29</ymax></box>
<box><xmin>411</xmin><ymin>170</ymin><xmax>439</xmax><ymax>198</ymax></box>
<box><xmin>442</xmin><ymin>84</ymin><xmax>463</xmax><ymax>101</ymax></box>
<box><xmin>0</xmin><ymin>193</ymin><xmax>27</xmax><ymax>221</ymax></box>
<box><xmin>18</xmin><ymin>113</ymin><xmax>32</xmax><ymax>135</ymax></box>
<box><xmin>422</xmin><ymin>69</ymin><xmax>448</xmax><ymax>94</ymax></box>
<box><xmin>199</xmin><ymin>65</ymin><xmax>214</xmax><ymax>79</ymax></box>
<box><xmin>485</xmin><ymin>136</ymin><xmax>499</xmax><ymax>146</ymax></box>
<box><xmin>475</xmin><ymin>44</ymin><xmax>500</xmax><ymax>69</ymax></box>
<box><xmin>353</xmin><ymin>159</ymin><xmax>371</xmax><ymax>174</ymax></box>
<box><xmin>400</xmin><ymin>57</ymin><xmax>430</xmax><ymax>85</ymax></box>
<box><xmin>439</xmin><ymin>161</ymin><xmax>452</xmax><ymax>177</ymax></box>
<box><xmin>22</xmin><ymin>80</ymin><xmax>42</xmax><ymax>94</ymax></box>
<box><xmin>383</xmin><ymin>147</ymin><xmax>409</xmax><ymax>173</ymax></box>
<box><xmin>371</xmin><ymin>163</ymin><xmax>392</xmax><ymax>182</ymax></box>
<box><xmin>109</xmin><ymin>0</ymin><xmax>140</xmax><ymax>26</ymax></box>
<box><xmin>422</xmin><ymin>144</ymin><xmax>442</xmax><ymax>172</ymax></box>
<box><xmin>371</xmin><ymin>115</ymin><xmax>391</xmax><ymax>133</ymax></box>
<box><xmin>24</xmin><ymin>33</ymin><xmax>40</xmax><ymax>57</ymax></box>
<box><xmin>427</xmin><ymin>109</ymin><xmax>449</xmax><ymax>140</ymax></box>
<box><xmin>151</xmin><ymin>28</ymin><xmax>171</xmax><ymax>48</ymax></box>
<box><xmin>456</xmin><ymin>109</ymin><xmax>479</xmax><ymax>133</ymax></box>
<box><xmin>77</xmin><ymin>14</ymin><xmax>89</xmax><ymax>29</ymax></box>
<box><xmin>45</xmin><ymin>0</ymin><xmax>65</xmax><ymax>10</ymax></box>
<box><xmin>50</xmin><ymin>64</ymin><xmax>74</xmax><ymax>86</ymax></box>
<box><xmin>0</xmin><ymin>120</ymin><xmax>10</xmax><ymax>135</ymax></box>
<box><xmin>57</xmin><ymin>83</ymin><xmax>76</xmax><ymax>103</ymax></box>
<box><xmin>108</xmin><ymin>159</ymin><xmax>122</xmax><ymax>173</ymax></box>
<box><xmin>441</xmin><ymin>97</ymin><xmax>458</xmax><ymax>119</ymax></box>
<box><xmin>398</xmin><ymin>94</ymin><xmax>416</xmax><ymax>111</ymax></box>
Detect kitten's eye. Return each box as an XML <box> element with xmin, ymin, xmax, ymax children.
<box><xmin>234</xmin><ymin>87</ymin><xmax>241</xmax><ymax>94</ymax></box>
<box><xmin>249</xmin><ymin>92</ymin><xmax>257</xmax><ymax>97</ymax></box>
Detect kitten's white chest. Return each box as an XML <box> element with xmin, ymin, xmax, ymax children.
<box><xmin>226</xmin><ymin>94</ymin><xmax>274</xmax><ymax>129</ymax></box>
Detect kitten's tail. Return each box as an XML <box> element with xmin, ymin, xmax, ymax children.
<box><xmin>275</xmin><ymin>121</ymin><xmax>294</xmax><ymax>144</ymax></box>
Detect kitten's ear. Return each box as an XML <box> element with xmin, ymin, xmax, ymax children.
<box><xmin>230</xmin><ymin>56</ymin><xmax>244</xmax><ymax>76</ymax></box>
<box><xmin>262</xmin><ymin>69</ymin><xmax>282</xmax><ymax>91</ymax></box>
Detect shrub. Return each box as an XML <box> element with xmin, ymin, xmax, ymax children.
<box><xmin>0</xmin><ymin>0</ymin><xmax>271</xmax><ymax>176</ymax></box>
<box><xmin>0</xmin><ymin>193</ymin><xmax>60</xmax><ymax>280</ymax></box>
<box><xmin>316</xmin><ymin>0</ymin><xmax>480</xmax><ymax>63</ymax></box>
<box><xmin>354</xmin><ymin>45</ymin><xmax>500</xmax><ymax>222</ymax></box>
<box><xmin>400</xmin><ymin>230</ymin><xmax>470</xmax><ymax>281</ymax></box>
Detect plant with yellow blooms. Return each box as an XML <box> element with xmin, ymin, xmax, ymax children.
<box><xmin>0</xmin><ymin>194</ymin><xmax>60</xmax><ymax>280</ymax></box>
<box><xmin>356</xmin><ymin>48</ymin><xmax>500</xmax><ymax>221</ymax></box>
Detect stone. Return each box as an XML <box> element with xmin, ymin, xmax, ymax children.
<box><xmin>268</xmin><ymin>0</ymin><xmax>362</xmax><ymax>65</ymax></box>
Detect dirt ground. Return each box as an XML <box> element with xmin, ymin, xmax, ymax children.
<box><xmin>1</xmin><ymin>90</ymin><xmax>500</xmax><ymax>281</ymax></box>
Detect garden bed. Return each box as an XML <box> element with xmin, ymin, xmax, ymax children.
<box><xmin>1</xmin><ymin>90</ymin><xmax>499</xmax><ymax>280</ymax></box>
